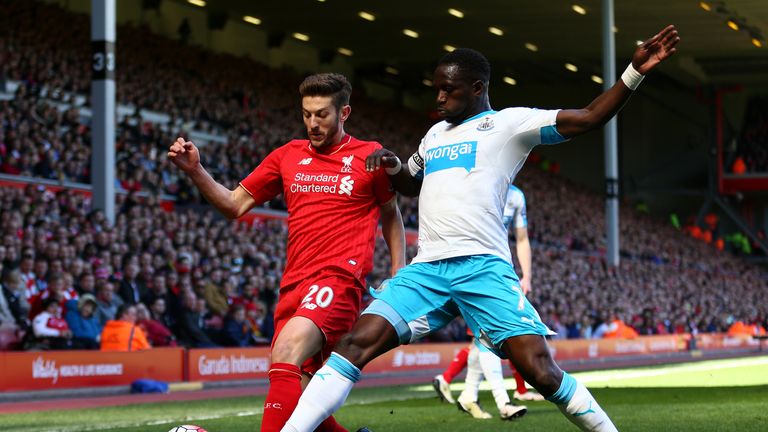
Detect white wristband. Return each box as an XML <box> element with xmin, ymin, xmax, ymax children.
<box><xmin>384</xmin><ymin>158</ymin><xmax>402</xmax><ymax>175</ymax></box>
<box><xmin>621</xmin><ymin>63</ymin><xmax>645</xmax><ymax>91</ymax></box>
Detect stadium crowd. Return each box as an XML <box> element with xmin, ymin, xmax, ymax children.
<box><xmin>0</xmin><ymin>0</ymin><xmax>766</xmax><ymax>352</ymax></box>
<box><xmin>0</xmin><ymin>186</ymin><xmax>282</xmax><ymax>350</ymax></box>
<box><xmin>0</xmin><ymin>0</ymin><xmax>426</xmax><ymax>204</ymax></box>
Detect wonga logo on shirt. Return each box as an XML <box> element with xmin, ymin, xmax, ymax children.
<box><xmin>424</xmin><ymin>141</ymin><xmax>477</xmax><ymax>175</ymax></box>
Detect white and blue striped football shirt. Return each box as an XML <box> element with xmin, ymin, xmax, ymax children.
<box><xmin>407</xmin><ymin>108</ymin><xmax>564</xmax><ymax>264</ymax></box>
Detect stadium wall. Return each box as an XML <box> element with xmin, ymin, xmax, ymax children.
<box><xmin>0</xmin><ymin>334</ymin><xmax>761</xmax><ymax>392</ymax></box>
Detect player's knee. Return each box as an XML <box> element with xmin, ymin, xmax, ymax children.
<box><xmin>271</xmin><ymin>334</ymin><xmax>307</xmax><ymax>364</ymax></box>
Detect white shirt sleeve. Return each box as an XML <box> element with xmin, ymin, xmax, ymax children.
<box><xmin>33</xmin><ymin>312</ymin><xmax>61</xmax><ymax>337</ymax></box>
<box><xmin>499</xmin><ymin>108</ymin><xmax>568</xmax><ymax>148</ymax></box>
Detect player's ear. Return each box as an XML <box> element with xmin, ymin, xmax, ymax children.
<box><xmin>340</xmin><ymin>105</ymin><xmax>351</xmax><ymax>122</ymax></box>
<box><xmin>472</xmin><ymin>80</ymin><xmax>485</xmax><ymax>96</ymax></box>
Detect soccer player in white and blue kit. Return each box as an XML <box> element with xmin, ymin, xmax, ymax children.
<box><xmin>282</xmin><ymin>25</ymin><xmax>680</xmax><ymax>432</ymax></box>
<box><xmin>453</xmin><ymin>185</ymin><xmax>539</xmax><ymax>420</ymax></box>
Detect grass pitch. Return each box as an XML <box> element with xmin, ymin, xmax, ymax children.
<box><xmin>2</xmin><ymin>356</ymin><xmax>767</xmax><ymax>432</ymax></box>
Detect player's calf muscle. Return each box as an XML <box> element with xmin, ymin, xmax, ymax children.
<box><xmin>504</xmin><ymin>336</ymin><xmax>562</xmax><ymax>396</ymax></box>
<box><xmin>335</xmin><ymin>319</ymin><xmax>398</xmax><ymax>369</ymax></box>
<box><xmin>334</xmin><ymin>331</ymin><xmax>374</xmax><ymax>367</ymax></box>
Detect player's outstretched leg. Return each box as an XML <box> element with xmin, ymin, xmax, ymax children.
<box><xmin>262</xmin><ymin>317</ymin><xmax>326</xmax><ymax>432</ymax></box>
<box><xmin>503</xmin><ymin>335</ymin><xmax>617</xmax><ymax>432</ymax></box>
<box><xmin>281</xmin><ymin>314</ymin><xmax>400</xmax><ymax>432</ymax></box>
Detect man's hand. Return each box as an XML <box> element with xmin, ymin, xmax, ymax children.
<box><xmin>366</xmin><ymin>148</ymin><xmax>401</xmax><ymax>172</ymax></box>
<box><xmin>632</xmin><ymin>25</ymin><xmax>680</xmax><ymax>75</ymax></box>
<box><xmin>520</xmin><ymin>277</ymin><xmax>532</xmax><ymax>296</ymax></box>
<box><xmin>168</xmin><ymin>137</ymin><xmax>201</xmax><ymax>173</ymax></box>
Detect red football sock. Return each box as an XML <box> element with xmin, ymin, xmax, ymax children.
<box><xmin>442</xmin><ymin>347</ymin><xmax>470</xmax><ymax>383</ymax></box>
<box><xmin>261</xmin><ymin>363</ymin><xmax>302</xmax><ymax>432</ymax></box>
<box><xmin>510</xmin><ymin>362</ymin><xmax>528</xmax><ymax>394</ymax></box>
<box><xmin>315</xmin><ymin>415</ymin><xmax>348</xmax><ymax>432</ymax></box>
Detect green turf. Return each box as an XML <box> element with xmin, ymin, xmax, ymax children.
<box><xmin>2</xmin><ymin>356</ymin><xmax>767</xmax><ymax>432</ymax></box>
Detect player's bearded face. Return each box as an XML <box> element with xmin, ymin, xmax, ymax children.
<box><xmin>302</xmin><ymin>95</ymin><xmax>347</xmax><ymax>148</ymax></box>
<box><xmin>433</xmin><ymin>64</ymin><xmax>473</xmax><ymax>125</ymax></box>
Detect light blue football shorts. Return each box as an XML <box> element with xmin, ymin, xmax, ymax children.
<box><xmin>362</xmin><ymin>254</ymin><xmax>553</xmax><ymax>356</ymax></box>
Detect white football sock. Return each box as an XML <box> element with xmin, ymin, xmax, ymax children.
<box><xmin>547</xmin><ymin>372</ymin><xmax>617</xmax><ymax>432</ymax></box>
<box><xmin>281</xmin><ymin>353</ymin><xmax>360</xmax><ymax>432</ymax></box>
<box><xmin>458</xmin><ymin>344</ymin><xmax>482</xmax><ymax>403</ymax></box>
<box><xmin>477</xmin><ymin>349</ymin><xmax>511</xmax><ymax>411</ymax></box>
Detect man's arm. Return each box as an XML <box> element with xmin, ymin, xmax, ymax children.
<box><xmin>515</xmin><ymin>227</ymin><xmax>532</xmax><ymax>295</ymax></box>
<box><xmin>366</xmin><ymin>149</ymin><xmax>422</xmax><ymax>197</ymax></box>
<box><xmin>379</xmin><ymin>197</ymin><xmax>407</xmax><ymax>276</ymax></box>
<box><xmin>168</xmin><ymin>138</ymin><xmax>256</xmax><ymax>219</ymax></box>
<box><xmin>556</xmin><ymin>25</ymin><xmax>679</xmax><ymax>138</ymax></box>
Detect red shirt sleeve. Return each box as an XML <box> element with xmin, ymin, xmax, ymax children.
<box><xmin>239</xmin><ymin>146</ymin><xmax>286</xmax><ymax>205</ymax></box>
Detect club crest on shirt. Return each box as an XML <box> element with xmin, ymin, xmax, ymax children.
<box><xmin>477</xmin><ymin>117</ymin><xmax>494</xmax><ymax>131</ymax></box>
<box><xmin>340</xmin><ymin>154</ymin><xmax>353</xmax><ymax>173</ymax></box>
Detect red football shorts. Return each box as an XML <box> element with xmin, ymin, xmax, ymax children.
<box><xmin>272</xmin><ymin>271</ymin><xmax>363</xmax><ymax>374</ymax></box>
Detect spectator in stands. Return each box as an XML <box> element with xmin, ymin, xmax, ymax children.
<box><xmin>1</xmin><ymin>270</ymin><xmax>30</xmax><ymax>330</ymax></box>
<box><xmin>142</xmin><ymin>273</ymin><xmax>165</xmax><ymax>305</ymax></box>
<box><xmin>175</xmin><ymin>290</ymin><xmax>217</xmax><ymax>348</ymax></box>
<box><xmin>0</xmin><ymin>280</ymin><xmax>19</xmax><ymax>331</ymax></box>
<box><xmin>100</xmin><ymin>304</ymin><xmax>151</xmax><ymax>351</ymax></box>
<box><xmin>75</xmin><ymin>272</ymin><xmax>96</xmax><ymax>296</ymax></box>
<box><xmin>602</xmin><ymin>310</ymin><xmax>639</xmax><ymax>339</ymax></box>
<box><xmin>64</xmin><ymin>293</ymin><xmax>101</xmax><ymax>349</ymax></box>
<box><xmin>94</xmin><ymin>279</ymin><xmax>123</xmax><ymax>327</ymax></box>
<box><xmin>28</xmin><ymin>271</ymin><xmax>77</xmax><ymax>319</ymax></box>
<box><xmin>136</xmin><ymin>302</ymin><xmax>176</xmax><ymax>347</ymax></box>
<box><xmin>243</xmin><ymin>300</ymin><xmax>271</xmax><ymax>344</ymax></box>
<box><xmin>222</xmin><ymin>304</ymin><xmax>253</xmax><ymax>347</ymax></box>
<box><xmin>199</xmin><ymin>270</ymin><xmax>228</xmax><ymax>317</ymax></box>
<box><xmin>198</xmin><ymin>296</ymin><xmax>223</xmax><ymax>343</ymax></box>
<box><xmin>117</xmin><ymin>261</ymin><xmax>145</xmax><ymax>305</ymax></box>
<box><xmin>32</xmin><ymin>258</ymin><xmax>49</xmax><ymax>294</ymax></box>
<box><xmin>149</xmin><ymin>296</ymin><xmax>175</xmax><ymax>331</ymax></box>
<box><xmin>18</xmin><ymin>249</ymin><xmax>37</xmax><ymax>300</ymax></box>
<box><xmin>31</xmin><ymin>297</ymin><xmax>73</xmax><ymax>350</ymax></box>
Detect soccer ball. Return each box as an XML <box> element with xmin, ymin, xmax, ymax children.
<box><xmin>168</xmin><ymin>426</ymin><xmax>207</xmax><ymax>432</ymax></box>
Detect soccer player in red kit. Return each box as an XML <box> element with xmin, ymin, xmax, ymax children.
<box><xmin>168</xmin><ymin>73</ymin><xmax>406</xmax><ymax>432</ymax></box>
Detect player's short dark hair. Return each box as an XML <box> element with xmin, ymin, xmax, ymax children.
<box><xmin>299</xmin><ymin>73</ymin><xmax>352</xmax><ymax>111</ymax></box>
<box><xmin>437</xmin><ymin>48</ymin><xmax>491</xmax><ymax>84</ymax></box>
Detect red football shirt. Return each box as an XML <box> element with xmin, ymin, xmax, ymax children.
<box><xmin>240</xmin><ymin>136</ymin><xmax>395</xmax><ymax>289</ymax></box>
